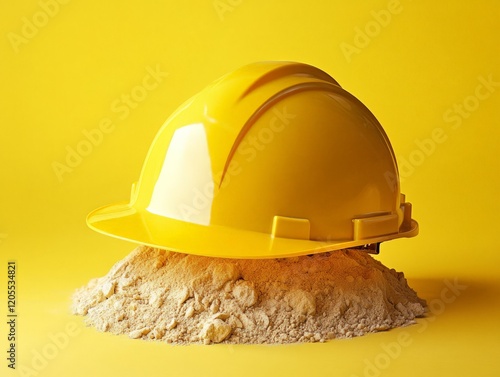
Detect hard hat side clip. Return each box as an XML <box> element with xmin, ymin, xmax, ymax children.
<box><xmin>351</xmin><ymin>243</ymin><xmax>380</xmax><ymax>254</ymax></box>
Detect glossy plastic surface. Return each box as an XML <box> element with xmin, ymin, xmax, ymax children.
<box><xmin>87</xmin><ymin>61</ymin><xmax>418</xmax><ymax>258</ymax></box>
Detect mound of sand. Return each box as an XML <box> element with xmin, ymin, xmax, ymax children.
<box><xmin>72</xmin><ymin>246</ymin><xmax>426</xmax><ymax>344</ymax></box>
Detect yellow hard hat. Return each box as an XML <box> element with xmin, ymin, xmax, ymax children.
<box><xmin>87</xmin><ymin>61</ymin><xmax>418</xmax><ymax>258</ymax></box>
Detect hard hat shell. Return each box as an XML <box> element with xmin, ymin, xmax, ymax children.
<box><xmin>87</xmin><ymin>61</ymin><xmax>418</xmax><ymax>258</ymax></box>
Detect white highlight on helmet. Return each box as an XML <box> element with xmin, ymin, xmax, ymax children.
<box><xmin>147</xmin><ymin>123</ymin><xmax>214</xmax><ymax>225</ymax></box>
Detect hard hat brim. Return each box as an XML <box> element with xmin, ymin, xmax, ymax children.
<box><xmin>87</xmin><ymin>203</ymin><xmax>419</xmax><ymax>259</ymax></box>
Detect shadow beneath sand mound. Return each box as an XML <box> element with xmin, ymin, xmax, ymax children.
<box><xmin>406</xmin><ymin>276</ymin><xmax>500</xmax><ymax>319</ymax></box>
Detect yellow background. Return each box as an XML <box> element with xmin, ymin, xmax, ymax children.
<box><xmin>1</xmin><ymin>0</ymin><xmax>499</xmax><ymax>376</ymax></box>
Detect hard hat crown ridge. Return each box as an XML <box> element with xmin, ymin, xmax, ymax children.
<box><xmin>87</xmin><ymin>61</ymin><xmax>418</xmax><ymax>258</ymax></box>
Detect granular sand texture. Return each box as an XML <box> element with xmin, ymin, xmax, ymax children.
<box><xmin>72</xmin><ymin>246</ymin><xmax>426</xmax><ymax>344</ymax></box>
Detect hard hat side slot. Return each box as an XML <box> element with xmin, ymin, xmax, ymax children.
<box><xmin>400</xmin><ymin>201</ymin><xmax>413</xmax><ymax>232</ymax></box>
<box><xmin>352</xmin><ymin>214</ymin><xmax>399</xmax><ymax>240</ymax></box>
<box><xmin>271</xmin><ymin>216</ymin><xmax>311</xmax><ymax>240</ymax></box>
